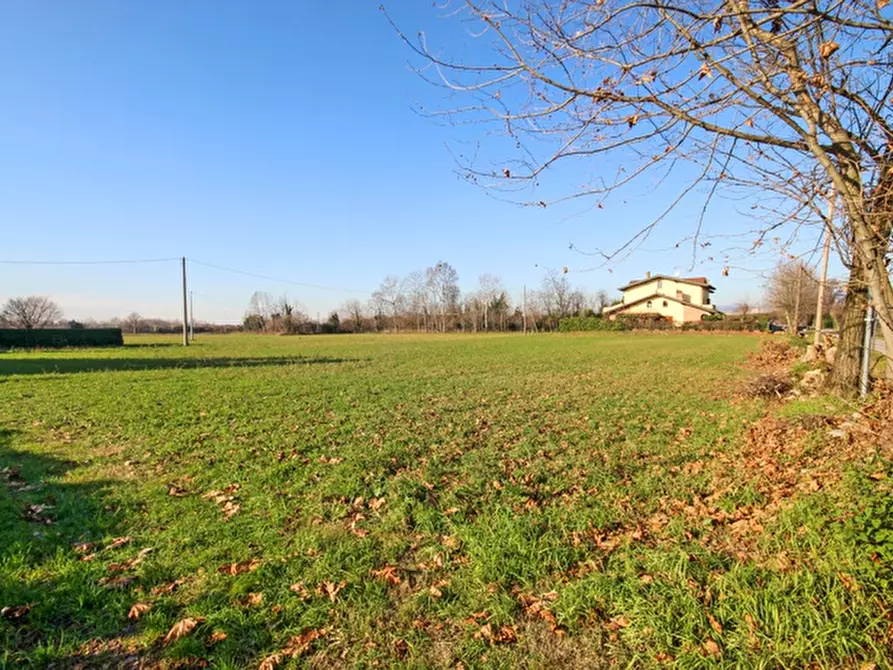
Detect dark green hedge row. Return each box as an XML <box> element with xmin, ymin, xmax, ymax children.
<box><xmin>559</xmin><ymin>316</ymin><xmax>767</xmax><ymax>332</ymax></box>
<box><xmin>558</xmin><ymin>317</ymin><xmax>628</xmax><ymax>332</ymax></box>
<box><xmin>0</xmin><ymin>328</ymin><xmax>124</xmax><ymax>349</ymax></box>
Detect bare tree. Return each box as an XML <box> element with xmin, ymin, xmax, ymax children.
<box><xmin>1</xmin><ymin>296</ymin><xmax>62</xmax><ymax>329</ymax></box>
<box><xmin>426</xmin><ymin>262</ymin><xmax>461</xmax><ymax>332</ymax></box>
<box><xmin>592</xmin><ymin>290</ymin><xmax>612</xmax><ymax>316</ymax></box>
<box><xmin>735</xmin><ymin>302</ymin><xmax>753</xmax><ymax>318</ymax></box>
<box><xmin>244</xmin><ymin>291</ymin><xmax>275</xmax><ymax>332</ymax></box>
<box><xmin>371</xmin><ymin>276</ymin><xmax>407</xmax><ymax>332</ymax></box>
<box><xmin>404</xmin><ymin>270</ymin><xmax>431</xmax><ymax>332</ymax></box>
<box><xmin>540</xmin><ymin>269</ymin><xmax>574</xmax><ymax>326</ymax></box>
<box><xmin>390</xmin><ymin>1</ymin><xmax>893</xmax><ymax>385</ymax></box>
<box><xmin>340</xmin><ymin>299</ymin><xmax>367</xmax><ymax>333</ymax></box>
<box><xmin>765</xmin><ymin>261</ymin><xmax>832</xmax><ymax>331</ymax></box>
<box><xmin>123</xmin><ymin>312</ymin><xmax>144</xmax><ymax>334</ymax></box>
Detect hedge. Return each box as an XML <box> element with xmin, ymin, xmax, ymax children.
<box><xmin>0</xmin><ymin>328</ymin><xmax>124</xmax><ymax>349</ymax></box>
<box><xmin>557</xmin><ymin>317</ymin><xmax>629</xmax><ymax>332</ymax></box>
<box><xmin>559</xmin><ymin>315</ymin><xmax>767</xmax><ymax>332</ymax></box>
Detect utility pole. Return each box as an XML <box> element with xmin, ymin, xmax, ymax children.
<box><xmin>189</xmin><ymin>290</ymin><xmax>195</xmax><ymax>342</ymax></box>
<box><xmin>522</xmin><ymin>285</ymin><xmax>527</xmax><ymax>334</ymax></box>
<box><xmin>814</xmin><ymin>197</ymin><xmax>835</xmax><ymax>347</ymax></box>
<box><xmin>792</xmin><ymin>263</ymin><xmax>803</xmax><ymax>334</ymax></box>
<box><xmin>181</xmin><ymin>257</ymin><xmax>189</xmax><ymax>347</ymax></box>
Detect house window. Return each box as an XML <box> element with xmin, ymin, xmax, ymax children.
<box><xmin>646</xmin><ymin>300</ymin><xmax>652</xmax><ymax>308</ymax></box>
<box><xmin>657</xmin><ymin>280</ymin><xmax>663</xmax><ymax>289</ymax></box>
<box><xmin>662</xmin><ymin>300</ymin><xmax>668</xmax><ymax>307</ymax></box>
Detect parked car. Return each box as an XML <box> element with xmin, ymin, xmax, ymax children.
<box><xmin>767</xmin><ymin>321</ymin><xmax>786</xmax><ymax>333</ymax></box>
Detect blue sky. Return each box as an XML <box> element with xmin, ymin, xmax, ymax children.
<box><xmin>0</xmin><ymin>1</ymin><xmax>832</xmax><ymax>323</ymax></box>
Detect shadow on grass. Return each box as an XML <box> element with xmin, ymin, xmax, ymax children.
<box><xmin>0</xmin><ymin>427</ymin><xmax>130</xmax><ymax>663</ymax></box>
<box><xmin>0</xmin><ymin>355</ymin><xmax>360</xmax><ymax>375</ymax></box>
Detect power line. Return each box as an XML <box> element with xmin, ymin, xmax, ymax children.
<box><xmin>189</xmin><ymin>259</ymin><xmax>367</xmax><ymax>295</ymax></box>
<box><xmin>0</xmin><ymin>257</ymin><xmax>179</xmax><ymax>265</ymax></box>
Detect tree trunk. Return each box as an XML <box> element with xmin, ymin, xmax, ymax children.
<box><xmin>830</xmin><ymin>260</ymin><xmax>868</xmax><ymax>393</ymax></box>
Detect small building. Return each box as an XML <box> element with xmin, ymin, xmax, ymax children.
<box><xmin>602</xmin><ymin>273</ymin><xmax>718</xmax><ymax>325</ymax></box>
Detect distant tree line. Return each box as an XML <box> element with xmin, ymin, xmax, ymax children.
<box><xmin>327</xmin><ymin>262</ymin><xmax>614</xmax><ymax>334</ymax></box>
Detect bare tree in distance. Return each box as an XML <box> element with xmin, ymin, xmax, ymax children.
<box><xmin>340</xmin><ymin>299</ymin><xmax>368</xmax><ymax>333</ymax></box>
<box><xmin>735</xmin><ymin>302</ymin><xmax>753</xmax><ymax>318</ymax></box>
<box><xmin>387</xmin><ymin>1</ymin><xmax>893</xmax><ymax>385</ymax></box>
<box><xmin>540</xmin><ymin>269</ymin><xmax>574</xmax><ymax>325</ymax></box>
<box><xmin>426</xmin><ymin>262</ymin><xmax>461</xmax><ymax>332</ymax></box>
<box><xmin>1</xmin><ymin>296</ymin><xmax>62</xmax><ymax>329</ymax></box>
<box><xmin>244</xmin><ymin>291</ymin><xmax>275</xmax><ymax>332</ymax></box>
<box><xmin>371</xmin><ymin>276</ymin><xmax>407</xmax><ymax>332</ymax></box>
<box><xmin>123</xmin><ymin>312</ymin><xmax>144</xmax><ymax>335</ymax></box>
<box><xmin>592</xmin><ymin>290</ymin><xmax>612</xmax><ymax>316</ymax></box>
<box><xmin>765</xmin><ymin>261</ymin><xmax>833</xmax><ymax>332</ymax></box>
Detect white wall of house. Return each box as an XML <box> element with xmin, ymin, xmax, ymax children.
<box><xmin>621</xmin><ymin>278</ymin><xmax>711</xmax><ymax>307</ymax></box>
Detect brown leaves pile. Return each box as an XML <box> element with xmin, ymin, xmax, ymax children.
<box><xmin>474</xmin><ymin>622</ymin><xmax>518</xmax><ymax>645</ymax></box>
<box><xmin>517</xmin><ymin>591</ymin><xmax>563</xmax><ymax>636</ymax></box>
<box><xmin>746</xmin><ymin>339</ymin><xmax>798</xmax><ymax>373</ymax></box>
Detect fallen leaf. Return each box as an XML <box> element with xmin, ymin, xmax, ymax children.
<box><xmin>151</xmin><ymin>577</ymin><xmax>188</xmax><ymax>596</ymax></box>
<box><xmin>429</xmin><ymin>585</ymin><xmax>443</xmax><ymax>598</ymax></box>
<box><xmin>242</xmin><ymin>592</ymin><xmax>264</xmax><ymax>607</ymax></box>
<box><xmin>1</xmin><ymin>604</ymin><xmax>33</xmax><ymax>620</ymax></box>
<box><xmin>289</xmin><ymin>582</ymin><xmax>311</xmax><ymax>600</ymax></box>
<box><xmin>128</xmin><ymin>601</ymin><xmax>152</xmax><ymax>619</ymax></box>
<box><xmin>394</xmin><ymin>638</ymin><xmax>409</xmax><ymax>659</ymax></box>
<box><xmin>209</xmin><ymin>630</ymin><xmax>228</xmax><ymax>644</ymax></box>
<box><xmin>98</xmin><ymin>575</ymin><xmax>137</xmax><ymax>589</ymax></box>
<box><xmin>259</xmin><ymin>653</ymin><xmax>284</xmax><ymax>670</ymax></box>
<box><xmin>168</xmin><ymin>484</ymin><xmax>189</xmax><ymax>497</ymax></box>
<box><xmin>368</xmin><ymin>497</ymin><xmax>386</xmax><ymax>511</ymax></box>
<box><xmin>106</xmin><ymin>536</ymin><xmax>133</xmax><ymax>550</ymax></box>
<box><xmin>707</xmin><ymin>613</ymin><xmax>723</xmax><ymax>634</ymax></box>
<box><xmin>22</xmin><ymin>504</ymin><xmax>54</xmax><ymax>525</ymax></box>
<box><xmin>703</xmin><ymin>639</ymin><xmax>721</xmax><ymax>658</ymax></box>
<box><xmin>321</xmin><ymin>580</ymin><xmax>346</xmax><ymax>603</ymax></box>
<box><xmin>370</xmin><ymin>565</ymin><xmax>401</xmax><ymax>587</ymax></box>
<box><xmin>163</xmin><ymin>617</ymin><xmax>203</xmax><ymax>645</ymax></box>
<box><xmin>222</xmin><ymin>501</ymin><xmax>241</xmax><ymax>519</ymax></box>
<box><xmin>475</xmin><ymin>623</ymin><xmax>517</xmax><ymax>645</ymax></box>
<box><xmin>73</xmin><ymin>542</ymin><xmax>95</xmax><ymax>554</ymax></box>
<box><xmin>282</xmin><ymin>628</ymin><xmax>327</xmax><ymax>657</ymax></box>
<box><xmin>217</xmin><ymin>559</ymin><xmax>261</xmax><ymax>576</ymax></box>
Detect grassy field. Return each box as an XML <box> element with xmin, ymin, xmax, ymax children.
<box><xmin>1</xmin><ymin>333</ymin><xmax>890</xmax><ymax>668</ymax></box>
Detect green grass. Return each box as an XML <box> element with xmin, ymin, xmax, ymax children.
<box><xmin>1</xmin><ymin>333</ymin><xmax>890</xmax><ymax>668</ymax></box>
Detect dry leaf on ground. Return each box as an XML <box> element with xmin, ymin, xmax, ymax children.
<box><xmin>163</xmin><ymin>617</ymin><xmax>204</xmax><ymax>645</ymax></box>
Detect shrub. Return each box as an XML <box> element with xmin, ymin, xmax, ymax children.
<box><xmin>557</xmin><ymin>317</ymin><xmax>628</xmax><ymax>332</ymax></box>
<box><xmin>0</xmin><ymin>328</ymin><xmax>124</xmax><ymax>349</ymax></box>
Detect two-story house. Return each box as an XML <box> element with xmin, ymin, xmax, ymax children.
<box><xmin>602</xmin><ymin>272</ymin><xmax>718</xmax><ymax>325</ymax></box>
